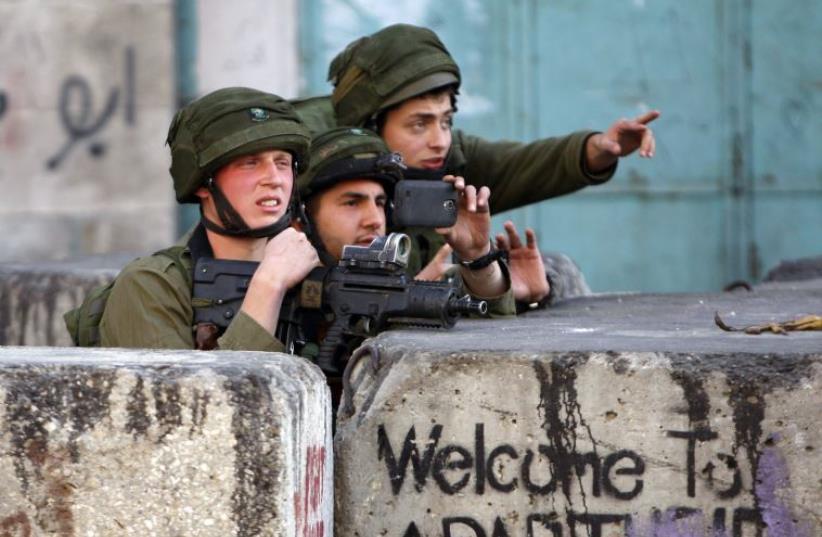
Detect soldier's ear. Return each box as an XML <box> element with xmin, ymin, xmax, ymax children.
<box><xmin>194</xmin><ymin>186</ymin><xmax>210</xmax><ymax>202</ymax></box>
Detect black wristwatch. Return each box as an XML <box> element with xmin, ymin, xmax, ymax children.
<box><xmin>457</xmin><ymin>246</ymin><xmax>508</xmax><ymax>271</ymax></box>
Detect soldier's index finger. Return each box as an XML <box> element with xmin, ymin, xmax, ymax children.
<box><xmin>505</xmin><ymin>223</ymin><xmax>523</xmax><ymax>249</ymax></box>
<box><xmin>635</xmin><ymin>110</ymin><xmax>661</xmax><ymax>125</ymax></box>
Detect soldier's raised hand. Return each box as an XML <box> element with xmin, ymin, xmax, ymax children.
<box><xmin>256</xmin><ymin>227</ymin><xmax>321</xmax><ymax>291</ymax></box>
<box><xmin>436</xmin><ymin>174</ymin><xmax>492</xmax><ymax>261</ymax></box>
<box><xmin>241</xmin><ymin>228</ymin><xmax>320</xmax><ymax>334</ymax></box>
<box><xmin>495</xmin><ymin>220</ymin><xmax>550</xmax><ymax>304</ymax></box>
<box><xmin>585</xmin><ymin>110</ymin><xmax>660</xmax><ymax>173</ymax></box>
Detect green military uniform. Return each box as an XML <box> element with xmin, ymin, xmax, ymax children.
<box><xmin>292</xmin><ymin>24</ymin><xmax>614</xmax><ymax>274</ymax></box>
<box><xmin>99</xmin><ymin>228</ymin><xmax>285</xmax><ymax>351</ymax></box>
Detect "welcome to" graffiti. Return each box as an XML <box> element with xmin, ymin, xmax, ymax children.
<box><xmin>376</xmin><ymin>421</ymin><xmax>804</xmax><ymax>537</ymax></box>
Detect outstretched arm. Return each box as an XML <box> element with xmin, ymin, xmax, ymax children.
<box><xmin>585</xmin><ymin>110</ymin><xmax>660</xmax><ymax>173</ymax></box>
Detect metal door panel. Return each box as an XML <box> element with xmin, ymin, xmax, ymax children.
<box><xmin>525</xmin><ymin>195</ymin><xmax>725</xmax><ymax>293</ymax></box>
<box><xmin>298</xmin><ymin>0</ymin><xmax>822</xmax><ymax>292</ymax></box>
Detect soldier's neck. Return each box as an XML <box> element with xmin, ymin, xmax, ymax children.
<box><xmin>205</xmin><ymin>229</ymin><xmax>266</xmax><ymax>262</ymax></box>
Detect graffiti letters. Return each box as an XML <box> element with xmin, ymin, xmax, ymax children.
<box><xmin>377</xmin><ymin>423</ymin><xmax>644</xmax><ymax>500</ymax></box>
<box><xmin>379</xmin><ymin>423</ymin><xmax>769</xmax><ymax>537</ymax></box>
<box><xmin>46</xmin><ymin>46</ymin><xmax>135</xmax><ymax>170</ymax></box>
<box><xmin>668</xmin><ymin>427</ymin><xmax>744</xmax><ymax>500</ymax></box>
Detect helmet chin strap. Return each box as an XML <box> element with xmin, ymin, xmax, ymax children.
<box><xmin>295</xmin><ymin>199</ymin><xmax>339</xmax><ymax>267</ymax></box>
<box><xmin>200</xmin><ymin>177</ymin><xmax>292</xmax><ymax>239</ymax></box>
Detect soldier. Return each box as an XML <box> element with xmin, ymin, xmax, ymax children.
<box><xmin>96</xmin><ymin>87</ymin><xmax>320</xmax><ymax>350</ymax></box>
<box><xmin>294</xmin><ymin>126</ymin><xmax>514</xmax><ymax>314</ymax></box>
<box><xmin>293</xmin><ymin>23</ymin><xmax>658</xmax><ymax>302</ymax></box>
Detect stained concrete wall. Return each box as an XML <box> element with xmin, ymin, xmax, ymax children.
<box><xmin>0</xmin><ymin>1</ymin><xmax>176</xmax><ymax>262</ymax></box>
<box><xmin>336</xmin><ymin>285</ymin><xmax>822</xmax><ymax>536</ymax></box>
<box><xmin>0</xmin><ymin>258</ymin><xmax>127</xmax><ymax>346</ymax></box>
<box><xmin>0</xmin><ymin>0</ymin><xmax>300</xmax><ymax>264</ymax></box>
<box><xmin>0</xmin><ymin>347</ymin><xmax>332</xmax><ymax>536</ymax></box>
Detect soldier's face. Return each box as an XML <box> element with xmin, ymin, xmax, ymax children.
<box><xmin>311</xmin><ymin>179</ymin><xmax>387</xmax><ymax>261</ymax></box>
<box><xmin>381</xmin><ymin>92</ymin><xmax>453</xmax><ymax>169</ymax></box>
<box><xmin>197</xmin><ymin>149</ymin><xmax>293</xmax><ymax>229</ymax></box>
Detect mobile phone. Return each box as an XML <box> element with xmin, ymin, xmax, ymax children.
<box><xmin>392</xmin><ymin>179</ymin><xmax>458</xmax><ymax>228</ymax></box>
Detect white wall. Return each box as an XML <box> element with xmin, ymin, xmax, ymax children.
<box><xmin>0</xmin><ymin>0</ymin><xmax>301</xmax><ymax>263</ymax></box>
<box><xmin>197</xmin><ymin>0</ymin><xmax>300</xmax><ymax>99</ymax></box>
<box><xmin>0</xmin><ymin>0</ymin><xmax>177</xmax><ymax>262</ymax></box>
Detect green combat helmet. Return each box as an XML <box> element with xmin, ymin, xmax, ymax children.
<box><xmin>328</xmin><ymin>24</ymin><xmax>461</xmax><ymax>127</ymax></box>
<box><xmin>296</xmin><ymin>127</ymin><xmax>405</xmax><ymax>263</ymax></box>
<box><xmin>167</xmin><ymin>87</ymin><xmax>311</xmax><ymax>238</ymax></box>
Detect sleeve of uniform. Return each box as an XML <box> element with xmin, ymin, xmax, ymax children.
<box><xmin>218</xmin><ymin>311</ymin><xmax>286</xmax><ymax>352</ymax></box>
<box><xmin>100</xmin><ymin>257</ymin><xmax>286</xmax><ymax>352</ymax></box>
<box><xmin>456</xmin><ymin>129</ymin><xmax>616</xmax><ymax>214</ymax></box>
<box><xmin>100</xmin><ymin>260</ymin><xmax>196</xmax><ymax>349</ymax></box>
<box><xmin>447</xmin><ymin>262</ymin><xmax>517</xmax><ymax>318</ymax></box>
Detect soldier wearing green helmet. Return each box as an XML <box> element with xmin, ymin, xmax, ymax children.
<box><xmin>294</xmin><ymin>126</ymin><xmax>514</xmax><ymax>312</ymax></box>
<box><xmin>96</xmin><ymin>87</ymin><xmax>320</xmax><ymax>350</ymax></box>
<box><xmin>295</xmin><ymin>127</ymin><xmax>403</xmax><ymax>266</ymax></box>
<box><xmin>293</xmin><ymin>23</ymin><xmax>659</xmax><ymax>301</ymax></box>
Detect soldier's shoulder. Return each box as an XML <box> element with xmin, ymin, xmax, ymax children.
<box><xmin>115</xmin><ymin>249</ymin><xmax>188</xmax><ymax>287</ymax></box>
<box><xmin>291</xmin><ymin>95</ymin><xmax>337</xmax><ymax>135</ymax></box>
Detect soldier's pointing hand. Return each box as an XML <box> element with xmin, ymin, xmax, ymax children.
<box><xmin>585</xmin><ymin>110</ymin><xmax>660</xmax><ymax>173</ymax></box>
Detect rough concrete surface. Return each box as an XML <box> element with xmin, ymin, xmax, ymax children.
<box><xmin>336</xmin><ymin>284</ymin><xmax>822</xmax><ymax>536</ymax></box>
<box><xmin>0</xmin><ymin>263</ymin><xmax>122</xmax><ymax>346</ymax></box>
<box><xmin>0</xmin><ymin>348</ymin><xmax>332</xmax><ymax>536</ymax></box>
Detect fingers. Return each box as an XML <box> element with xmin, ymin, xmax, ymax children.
<box><xmin>504</xmin><ymin>220</ymin><xmax>523</xmax><ymax>249</ymax></box>
<box><xmin>639</xmin><ymin>127</ymin><xmax>656</xmax><ymax>158</ymax></box>
<box><xmin>634</xmin><ymin>109</ymin><xmax>661</xmax><ymax>125</ymax></box>
<box><xmin>415</xmin><ymin>244</ymin><xmax>453</xmax><ymax>281</ymax></box>
<box><xmin>463</xmin><ymin>184</ymin><xmax>478</xmax><ymax>212</ymax></box>
<box><xmin>476</xmin><ymin>186</ymin><xmax>491</xmax><ymax>213</ymax></box>
<box><xmin>432</xmin><ymin>243</ymin><xmax>453</xmax><ymax>263</ymax></box>
<box><xmin>524</xmin><ymin>228</ymin><xmax>538</xmax><ymax>249</ymax></box>
<box><xmin>443</xmin><ymin>174</ymin><xmax>465</xmax><ymax>190</ymax></box>
<box><xmin>615</xmin><ymin>120</ymin><xmax>648</xmax><ymax>134</ymax></box>
<box><xmin>496</xmin><ymin>233</ymin><xmax>511</xmax><ymax>250</ymax></box>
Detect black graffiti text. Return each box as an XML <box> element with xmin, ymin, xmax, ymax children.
<box><xmin>378</xmin><ymin>423</ymin><xmax>644</xmax><ymax>499</ymax></box>
<box><xmin>400</xmin><ymin>506</ymin><xmax>762</xmax><ymax>537</ymax></box>
<box><xmin>46</xmin><ymin>46</ymin><xmax>135</xmax><ymax>170</ymax></box>
<box><xmin>668</xmin><ymin>426</ymin><xmax>743</xmax><ymax>499</ymax></box>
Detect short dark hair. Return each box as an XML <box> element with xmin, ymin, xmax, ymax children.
<box><xmin>371</xmin><ymin>84</ymin><xmax>459</xmax><ymax>134</ymax></box>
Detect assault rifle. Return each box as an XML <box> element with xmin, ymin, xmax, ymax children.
<box><xmin>192</xmin><ymin>233</ymin><xmax>487</xmax><ymax>375</ymax></box>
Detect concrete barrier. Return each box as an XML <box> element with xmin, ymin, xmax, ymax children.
<box><xmin>0</xmin><ymin>258</ymin><xmax>130</xmax><ymax>346</ymax></box>
<box><xmin>0</xmin><ymin>347</ymin><xmax>332</xmax><ymax>536</ymax></box>
<box><xmin>336</xmin><ymin>284</ymin><xmax>822</xmax><ymax>536</ymax></box>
